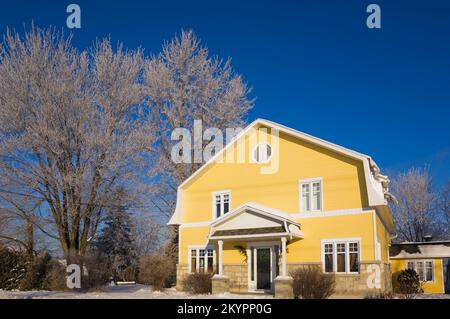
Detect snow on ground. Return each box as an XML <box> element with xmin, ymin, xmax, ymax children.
<box><xmin>1</xmin><ymin>285</ymin><xmax>448</xmax><ymax>299</ymax></box>
<box><xmin>0</xmin><ymin>284</ymin><xmax>274</xmax><ymax>299</ymax></box>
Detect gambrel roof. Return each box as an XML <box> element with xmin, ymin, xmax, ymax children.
<box><xmin>168</xmin><ymin>119</ymin><xmax>393</xmax><ymax>226</ymax></box>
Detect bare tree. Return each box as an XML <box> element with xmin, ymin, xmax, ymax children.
<box><xmin>390</xmin><ymin>167</ymin><xmax>437</xmax><ymax>242</ymax></box>
<box><xmin>438</xmin><ymin>182</ymin><xmax>450</xmax><ymax>238</ymax></box>
<box><xmin>0</xmin><ymin>27</ymin><xmax>153</xmax><ymax>262</ymax></box>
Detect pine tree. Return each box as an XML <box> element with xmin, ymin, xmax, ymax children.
<box><xmin>94</xmin><ymin>205</ymin><xmax>138</xmax><ymax>282</ymax></box>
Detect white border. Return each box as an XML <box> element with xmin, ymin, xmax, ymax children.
<box><xmin>298</xmin><ymin>177</ymin><xmax>323</xmax><ymax>213</ymax></box>
<box><xmin>320</xmin><ymin>237</ymin><xmax>362</xmax><ymax>275</ymax></box>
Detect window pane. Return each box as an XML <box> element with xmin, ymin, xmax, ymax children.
<box><xmin>407</xmin><ymin>261</ymin><xmax>414</xmax><ymax>270</ymax></box>
<box><xmin>416</xmin><ymin>262</ymin><xmax>424</xmax><ymax>281</ymax></box>
<box><xmin>191</xmin><ymin>250</ymin><xmax>197</xmax><ymax>273</ymax></box>
<box><xmin>199</xmin><ymin>257</ymin><xmax>205</xmax><ymax>272</ymax></box>
<box><xmin>337</xmin><ymin>243</ymin><xmax>346</xmax><ymax>253</ymax></box>
<box><xmin>223</xmin><ymin>194</ymin><xmax>230</xmax><ymax>214</ymax></box>
<box><xmin>349</xmin><ymin>253</ymin><xmax>359</xmax><ymax>272</ymax></box>
<box><xmin>337</xmin><ymin>253</ymin><xmax>346</xmax><ymax>272</ymax></box>
<box><xmin>250</xmin><ymin>248</ymin><xmax>254</xmax><ymax>280</ymax></box>
<box><xmin>336</xmin><ymin>243</ymin><xmax>346</xmax><ymax>272</ymax></box>
<box><xmin>312</xmin><ymin>190</ymin><xmax>321</xmax><ymax>210</ymax></box>
<box><xmin>325</xmin><ymin>243</ymin><xmax>333</xmax><ymax>253</ymax></box>
<box><xmin>207</xmin><ymin>256</ymin><xmax>213</xmax><ymax>273</ymax></box>
<box><xmin>325</xmin><ymin>253</ymin><xmax>334</xmax><ymax>272</ymax></box>
<box><xmin>349</xmin><ymin>242</ymin><xmax>358</xmax><ymax>252</ymax></box>
<box><xmin>215</xmin><ymin>195</ymin><xmax>221</xmax><ymax>218</ymax></box>
<box><xmin>302</xmin><ymin>184</ymin><xmax>310</xmax><ymax>211</ymax></box>
<box><xmin>425</xmin><ymin>261</ymin><xmax>433</xmax><ymax>281</ymax></box>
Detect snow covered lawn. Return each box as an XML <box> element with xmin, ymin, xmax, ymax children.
<box><xmin>0</xmin><ymin>284</ymin><xmax>274</xmax><ymax>299</ymax></box>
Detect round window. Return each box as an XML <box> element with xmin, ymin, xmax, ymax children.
<box><xmin>253</xmin><ymin>143</ymin><xmax>272</xmax><ymax>163</ymax></box>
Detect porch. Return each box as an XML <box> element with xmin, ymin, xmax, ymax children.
<box><xmin>206</xmin><ymin>203</ymin><xmax>303</xmax><ymax>297</ymax></box>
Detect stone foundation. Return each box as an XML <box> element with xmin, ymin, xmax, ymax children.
<box><xmin>177</xmin><ymin>261</ymin><xmax>392</xmax><ymax>297</ymax></box>
<box><xmin>223</xmin><ymin>264</ymin><xmax>248</xmax><ymax>293</ymax></box>
<box><xmin>212</xmin><ymin>275</ymin><xmax>231</xmax><ymax>294</ymax></box>
<box><xmin>274</xmin><ymin>276</ymin><xmax>294</xmax><ymax>299</ymax></box>
<box><xmin>287</xmin><ymin>262</ymin><xmax>392</xmax><ymax>296</ymax></box>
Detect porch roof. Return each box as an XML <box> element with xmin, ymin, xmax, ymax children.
<box><xmin>207</xmin><ymin>202</ymin><xmax>303</xmax><ymax>241</ymax></box>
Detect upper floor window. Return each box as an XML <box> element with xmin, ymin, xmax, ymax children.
<box><xmin>300</xmin><ymin>179</ymin><xmax>322</xmax><ymax>212</ymax></box>
<box><xmin>322</xmin><ymin>240</ymin><xmax>360</xmax><ymax>274</ymax></box>
<box><xmin>213</xmin><ymin>191</ymin><xmax>230</xmax><ymax>218</ymax></box>
<box><xmin>407</xmin><ymin>260</ymin><xmax>434</xmax><ymax>282</ymax></box>
<box><xmin>252</xmin><ymin>143</ymin><xmax>272</xmax><ymax>163</ymax></box>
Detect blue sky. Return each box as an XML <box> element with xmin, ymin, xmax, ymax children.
<box><xmin>1</xmin><ymin>0</ymin><xmax>449</xmax><ymax>186</ymax></box>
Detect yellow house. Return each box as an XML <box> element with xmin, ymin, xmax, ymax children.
<box><xmin>390</xmin><ymin>241</ymin><xmax>450</xmax><ymax>294</ymax></box>
<box><xmin>168</xmin><ymin>119</ymin><xmax>397</xmax><ymax>297</ymax></box>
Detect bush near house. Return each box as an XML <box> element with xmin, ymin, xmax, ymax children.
<box><xmin>138</xmin><ymin>254</ymin><xmax>172</xmax><ymax>291</ymax></box>
<box><xmin>182</xmin><ymin>272</ymin><xmax>213</xmax><ymax>294</ymax></box>
<box><xmin>290</xmin><ymin>266</ymin><xmax>335</xmax><ymax>299</ymax></box>
<box><xmin>0</xmin><ymin>246</ymin><xmax>27</xmax><ymax>290</ymax></box>
<box><xmin>396</xmin><ymin>269</ymin><xmax>421</xmax><ymax>298</ymax></box>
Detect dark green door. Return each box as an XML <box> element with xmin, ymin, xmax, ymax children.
<box><xmin>256</xmin><ymin>248</ymin><xmax>271</xmax><ymax>290</ymax></box>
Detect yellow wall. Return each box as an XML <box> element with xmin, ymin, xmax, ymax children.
<box><xmin>376</xmin><ymin>214</ymin><xmax>390</xmax><ymax>263</ymax></box>
<box><xmin>178</xmin><ymin>125</ymin><xmax>393</xmax><ymax>269</ymax></box>
<box><xmin>391</xmin><ymin>259</ymin><xmax>444</xmax><ymax>294</ymax></box>
<box><xmin>181</xmin><ymin>127</ymin><xmax>369</xmax><ymax>224</ymax></box>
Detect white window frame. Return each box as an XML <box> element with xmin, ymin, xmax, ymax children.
<box><xmin>406</xmin><ymin>260</ymin><xmax>435</xmax><ymax>282</ymax></box>
<box><xmin>252</xmin><ymin>143</ymin><xmax>272</xmax><ymax>164</ymax></box>
<box><xmin>299</xmin><ymin>178</ymin><xmax>323</xmax><ymax>212</ymax></box>
<box><xmin>188</xmin><ymin>246</ymin><xmax>215</xmax><ymax>273</ymax></box>
<box><xmin>212</xmin><ymin>190</ymin><xmax>231</xmax><ymax>219</ymax></box>
<box><xmin>321</xmin><ymin>238</ymin><xmax>361</xmax><ymax>274</ymax></box>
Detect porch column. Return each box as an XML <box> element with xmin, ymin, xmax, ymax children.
<box><xmin>218</xmin><ymin>240</ymin><xmax>224</xmax><ymax>276</ymax></box>
<box><xmin>281</xmin><ymin>237</ymin><xmax>287</xmax><ymax>277</ymax></box>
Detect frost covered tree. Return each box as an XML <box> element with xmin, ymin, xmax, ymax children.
<box><xmin>390</xmin><ymin>167</ymin><xmax>437</xmax><ymax>242</ymax></box>
<box><xmin>143</xmin><ymin>30</ymin><xmax>254</xmax><ymax>271</ymax></box>
<box><xmin>0</xmin><ymin>27</ymin><xmax>153</xmax><ymax>263</ymax></box>
<box><xmin>94</xmin><ymin>191</ymin><xmax>138</xmax><ymax>282</ymax></box>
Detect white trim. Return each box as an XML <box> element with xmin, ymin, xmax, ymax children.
<box><xmin>292</xmin><ymin>207</ymin><xmax>374</xmax><ymax>219</ymax></box>
<box><xmin>212</xmin><ymin>190</ymin><xmax>231</xmax><ymax>220</ymax></box>
<box><xmin>441</xmin><ymin>259</ymin><xmax>445</xmax><ymax>293</ymax></box>
<box><xmin>372</xmin><ymin>211</ymin><xmax>379</xmax><ymax>261</ymax></box>
<box><xmin>321</xmin><ymin>237</ymin><xmax>362</xmax><ymax>274</ymax></box>
<box><xmin>209</xmin><ymin>232</ymin><xmax>291</xmax><ymax>241</ymax></box>
<box><xmin>178</xmin><ymin>207</ymin><xmax>375</xmax><ymax>228</ymax></box>
<box><xmin>406</xmin><ymin>259</ymin><xmax>435</xmax><ymax>283</ymax></box>
<box><xmin>211</xmin><ymin>202</ymin><xmax>300</xmax><ymax>228</ymax></box>
<box><xmin>298</xmin><ymin>177</ymin><xmax>323</xmax><ymax>213</ymax></box>
<box><xmin>187</xmin><ymin>245</ymin><xmax>215</xmax><ymax>273</ymax></box>
<box><xmin>247</xmin><ymin>241</ymin><xmax>278</xmax><ymax>292</ymax></box>
<box><xmin>251</xmin><ymin>143</ymin><xmax>272</xmax><ymax>164</ymax></box>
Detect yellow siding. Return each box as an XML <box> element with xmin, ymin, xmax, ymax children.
<box><xmin>391</xmin><ymin>259</ymin><xmax>445</xmax><ymax>294</ymax></box>
<box><xmin>182</xmin><ymin>128</ymin><xmax>368</xmax><ymax>224</ymax></box>
<box><xmin>287</xmin><ymin>213</ymin><xmax>375</xmax><ymax>262</ymax></box>
<box><xmin>376</xmin><ymin>214</ymin><xmax>390</xmax><ymax>263</ymax></box>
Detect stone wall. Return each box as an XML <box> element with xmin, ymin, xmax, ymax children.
<box><xmin>177</xmin><ymin>261</ymin><xmax>392</xmax><ymax>296</ymax></box>
<box><xmin>286</xmin><ymin>262</ymin><xmax>393</xmax><ymax>296</ymax></box>
<box><xmin>223</xmin><ymin>264</ymin><xmax>248</xmax><ymax>293</ymax></box>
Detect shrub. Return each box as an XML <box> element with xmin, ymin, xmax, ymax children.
<box><xmin>290</xmin><ymin>266</ymin><xmax>335</xmax><ymax>299</ymax></box>
<box><xmin>82</xmin><ymin>251</ymin><xmax>111</xmax><ymax>290</ymax></box>
<box><xmin>138</xmin><ymin>254</ymin><xmax>172</xmax><ymax>291</ymax></box>
<box><xmin>397</xmin><ymin>269</ymin><xmax>420</xmax><ymax>298</ymax></box>
<box><xmin>19</xmin><ymin>252</ymin><xmax>53</xmax><ymax>291</ymax></box>
<box><xmin>182</xmin><ymin>272</ymin><xmax>213</xmax><ymax>294</ymax></box>
<box><xmin>0</xmin><ymin>246</ymin><xmax>27</xmax><ymax>290</ymax></box>
<box><xmin>42</xmin><ymin>260</ymin><xmax>67</xmax><ymax>291</ymax></box>
<box><xmin>364</xmin><ymin>291</ymin><xmax>394</xmax><ymax>299</ymax></box>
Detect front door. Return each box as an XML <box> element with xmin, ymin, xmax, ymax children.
<box><xmin>256</xmin><ymin>248</ymin><xmax>271</xmax><ymax>290</ymax></box>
